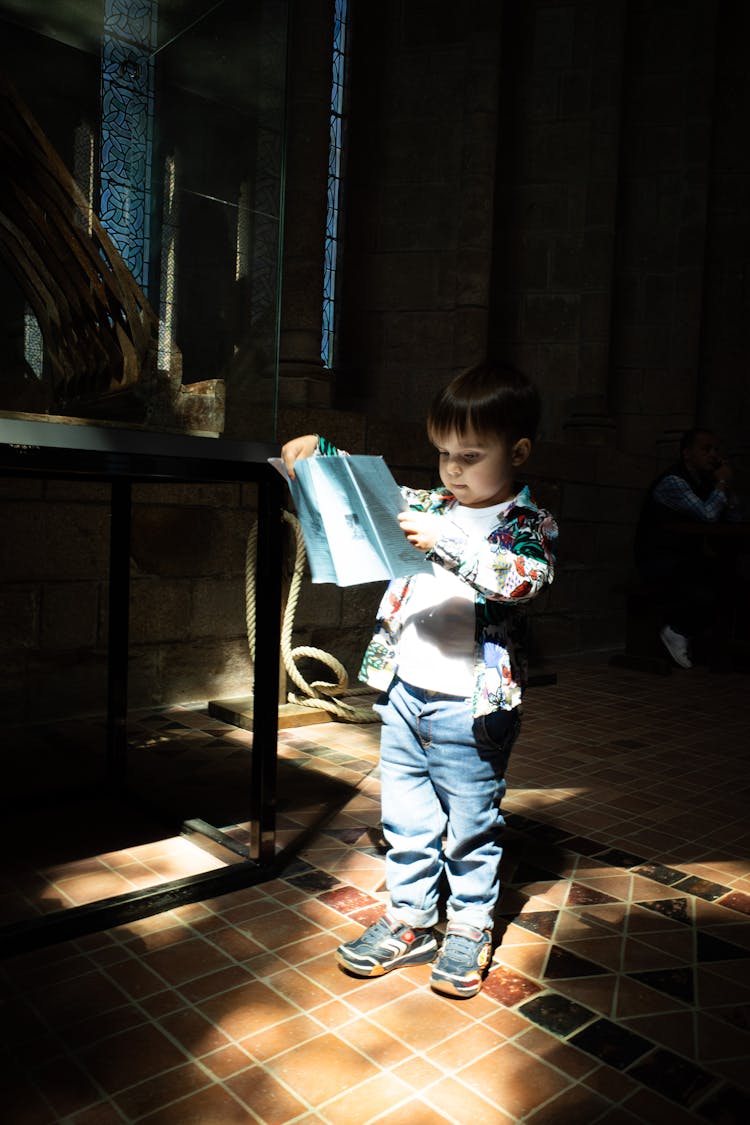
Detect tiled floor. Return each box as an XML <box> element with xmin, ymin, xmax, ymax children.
<box><xmin>2</xmin><ymin>654</ymin><xmax>750</xmax><ymax>1124</ymax></box>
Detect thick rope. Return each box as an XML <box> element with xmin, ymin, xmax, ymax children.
<box><xmin>245</xmin><ymin>511</ymin><xmax>379</xmax><ymax>723</ymax></box>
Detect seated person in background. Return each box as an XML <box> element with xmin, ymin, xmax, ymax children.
<box><xmin>634</xmin><ymin>428</ymin><xmax>742</xmax><ymax>668</ymax></box>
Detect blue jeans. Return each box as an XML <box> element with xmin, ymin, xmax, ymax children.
<box><xmin>374</xmin><ymin>677</ymin><xmax>520</xmax><ymax>933</ymax></box>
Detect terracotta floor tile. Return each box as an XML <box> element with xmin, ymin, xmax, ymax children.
<box><xmin>113</xmin><ymin>1061</ymin><xmax>213</xmax><ymax>1119</ymax></box>
<box><xmin>353</xmin><ymin>1098</ymin><xmax>457</xmax><ymax>1125</ymax></box>
<box><xmin>551</xmin><ymin>975</ymin><xmax>619</xmax><ymax>1017</ymax></box>
<box><xmin>308</xmin><ymin>997</ymin><xmax>357</xmax><ymax>1029</ymax></box>
<box><xmin>424</xmin><ymin>1075</ymin><xmax>515</xmax><ymax>1125</ymax></box>
<box><xmin>621</xmin><ymin>1010</ymin><xmax>697</xmax><ymax>1058</ymax></box>
<box><xmin>264</xmin><ymin>1032</ymin><xmax>380</xmax><ymax>1103</ymax></box>
<box><xmin>225</xmin><ymin>1064</ymin><xmax>309</xmax><ymax>1123</ymax></box>
<box><xmin>555</xmin><ymin>935</ymin><xmax>627</xmax><ymax>971</ymax></box>
<box><xmin>197</xmin><ymin>979</ymin><xmax>300</xmax><ymax>1040</ymax></box>
<box><xmin>266</xmin><ymin>965</ymin><xmax>340</xmax><ymax>1010</ymax></box>
<box><xmin>495</xmin><ymin>939</ymin><xmax>549</xmax><ymax>978</ymax></box>
<box><xmin>78</xmin><ymin>1022</ymin><xmax>188</xmax><ymax>1093</ymax></box>
<box><xmin>317</xmin><ymin>1071</ymin><xmax>414</xmax><ymax>1125</ymax></box>
<box><xmin>373</xmin><ymin>990</ymin><xmax>476</xmax><ymax>1050</ymax></box>
<box><xmin>201</xmin><ymin>1042</ymin><xmax>255</xmax><ymax>1078</ymax></box>
<box><xmin>515</xmin><ymin>1025</ymin><xmax>600</xmax><ymax>1078</ymax></box>
<box><xmin>458</xmin><ymin>1040</ymin><xmax>573</xmax><ymax>1119</ymax></box>
<box><xmin>137</xmin><ymin>1082</ymin><xmax>265</xmax><ymax>1124</ymax></box>
<box><xmin>391</xmin><ymin>1054</ymin><xmax>445</xmax><ymax>1090</ymax></box>
<box><xmin>523</xmin><ymin>1082</ymin><xmax>613</xmax><ymax>1124</ymax></box>
<box><xmin>239</xmin><ymin>1011</ymin><xmax>325</xmax><ymax>1062</ymax></box>
<box><xmin>697</xmin><ymin>1011</ymin><xmax>750</xmax><ymax>1062</ymax></box>
<box><xmin>620</xmin><ymin>936</ymin><xmax>692</xmax><ymax>973</ymax></box>
<box><xmin>142</xmin><ymin>936</ymin><xmax>237</xmax><ymax>985</ymax></box>
<box><xmin>23</xmin><ymin>1056</ymin><xmax>101</xmax><ymax>1120</ymax></box>
<box><xmin>338</xmin><ymin>1015</ymin><xmax>413</xmax><ymax>1067</ymax></box>
<box><xmin>622</xmin><ymin>1085</ymin><xmax>714</xmax><ymax>1125</ymax></box>
<box><xmin>428</xmin><ymin>1021</ymin><xmax>504</xmax><ymax>1072</ymax></box>
<box><xmin>68</xmin><ymin>1102</ymin><xmax>130</xmax><ymax>1125</ymax></box>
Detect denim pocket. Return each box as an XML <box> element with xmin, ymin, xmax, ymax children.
<box><xmin>473</xmin><ymin>708</ymin><xmax>521</xmax><ymax>754</ymax></box>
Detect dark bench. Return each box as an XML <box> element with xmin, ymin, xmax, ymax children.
<box><xmin>609</xmin><ymin>578</ymin><xmax>673</xmax><ymax>675</ymax></box>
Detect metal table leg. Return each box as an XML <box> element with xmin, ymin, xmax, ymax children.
<box><xmin>106</xmin><ymin>479</ymin><xmax>131</xmax><ymax>788</ymax></box>
<box><xmin>248</xmin><ymin>473</ymin><xmax>283</xmax><ymax>863</ymax></box>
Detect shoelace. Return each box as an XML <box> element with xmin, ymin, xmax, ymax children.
<box><xmin>442</xmin><ymin>932</ymin><xmax>482</xmax><ymax>965</ymax></box>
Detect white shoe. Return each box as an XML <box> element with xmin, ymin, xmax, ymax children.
<box><xmin>659</xmin><ymin>625</ymin><xmax>692</xmax><ymax>668</ymax></box>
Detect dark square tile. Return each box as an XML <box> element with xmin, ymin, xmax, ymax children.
<box><xmin>519</xmin><ymin>991</ymin><xmax>596</xmax><ymax>1037</ymax></box>
<box><xmin>594</xmin><ymin>848</ymin><xmax>646</xmax><ymax>870</ymax></box>
<box><xmin>318</xmin><ymin>885</ymin><xmax>379</xmax><ymax>914</ymax></box>
<box><xmin>673</xmin><ymin>876</ymin><xmax>730</xmax><ymax>902</ymax></box>
<box><xmin>568</xmin><ymin>883</ymin><xmax>618</xmax><ymax>906</ymax></box>
<box><xmin>483</xmin><ymin>964</ymin><xmax>542</xmax><ymax>1006</ymax></box>
<box><xmin>507</xmin><ymin>909</ymin><xmax>559</xmax><ymax>939</ymax></box>
<box><xmin>569</xmin><ymin>1017</ymin><xmax>653</xmax><ymax>1070</ymax></box>
<box><xmin>628</xmin><ymin>967</ymin><xmax>695</xmax><ymax>1005</ymax></box>
<box><xmin>638</xmin><ymin>897</ymin><xmax>691</xmax><ymax>925</ymax></box>
<box><xmin>628</xmin><ymin>1047</ymin><xmax>718</xmax><ymax>1108</ymax></box>
<box><xmin>287</xmin><ymin>868</ymin><xmax>340</xmax><ymax>893</ymax></box>
<box><xmin>634</xmin><ymin>863</ymin><xmax>688</xmax><ymax>887</ymax></box>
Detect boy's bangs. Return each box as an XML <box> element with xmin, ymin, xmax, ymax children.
<box><xmin>427</xmin><ymin>363</ymin><xmax>540</xmax><ymax>445</ymax></box>
<box><xmin>428</xmin><ymin>394</ymin><xmax>489</xmax><ymax>442</ymax></box>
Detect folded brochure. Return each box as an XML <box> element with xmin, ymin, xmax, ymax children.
<box><xmin>269</xmin><ymin>454</ymin><xmax>433</xmax><ymax>586</ymax></box>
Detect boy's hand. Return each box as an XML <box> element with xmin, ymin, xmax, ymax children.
<box><xmin>398</xmin><ymin>510</ymin><xmax>442</xmax><ymax>552</ymax></box>
<box><xmin>281</xmin><ymin>434</ymin><xmax>318</xmax><ymax>480</ymax></box>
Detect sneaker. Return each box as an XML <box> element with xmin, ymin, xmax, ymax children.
<box><xmin>430</xmin><ymin>923</ymin><xmax>493</xmax><ymax>998</ymax></box>
<box><xmin>336</xmin><ymin>913</ymin><xmax>438</xmax><ymax>977</ymax></box>
<box><xmin>659</xmin><ymin>624</ymin><xmax>692</xmax><ymax>668</ymax></box>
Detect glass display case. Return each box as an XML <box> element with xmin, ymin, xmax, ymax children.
<box><xmin>0</xmin><ymin>0</ymin><xmax>288</xmax><ymax>441</ymax></box>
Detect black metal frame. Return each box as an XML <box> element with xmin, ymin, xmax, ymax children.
<box><xmin>0</xmin><ymin>414</ymin><xmax>285</xmax><ymax>955</ymax></box>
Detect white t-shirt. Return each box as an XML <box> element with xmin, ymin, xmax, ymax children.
<box><xmin>397</xmin><ymin>499</ymin><xmax>513</xmax><ymax>697</ymax></box>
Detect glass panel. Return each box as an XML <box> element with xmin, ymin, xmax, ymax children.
<box><xmin>321</xmin><ymin>0</ymin><xmax>349</xmax><ymax>369</ymax></box>
<box><xmin>0</xmin><ymin>0</ymin><xmax>288</xmax><ymax>441</ymax></box>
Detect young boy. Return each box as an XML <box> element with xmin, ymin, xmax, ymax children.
<box><xmin>281</xmin><ymin>361</ymin><xmax>557</xmax><ymax>997</ymax></box>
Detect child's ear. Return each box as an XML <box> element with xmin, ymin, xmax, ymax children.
<box><xmin>511</xmin><ymin>438</ymin><xmax>532</xmax><ymax>467</ymax></box>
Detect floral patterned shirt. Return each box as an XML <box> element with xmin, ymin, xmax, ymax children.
<box><xmin>316</xmin><ymin>437</ymin><xmax>558</xmax><ymax>716</ymax></box>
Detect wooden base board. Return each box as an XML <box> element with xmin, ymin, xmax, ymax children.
<box><xmin>208</xmin><ymin>697</ymin><xmax>335</xmax><ymax>731</ymax></box>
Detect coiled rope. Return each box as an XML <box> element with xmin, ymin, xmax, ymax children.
<box><xmin>245</xmin><ymin>511</ymin><xmax>379</xmax><ymax>723</ymax></box>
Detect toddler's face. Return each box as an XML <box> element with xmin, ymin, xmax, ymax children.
<box><xmin>431</xmin><ymin>428</ymin><xmax>522</xmax><ymax>508</ymax></box>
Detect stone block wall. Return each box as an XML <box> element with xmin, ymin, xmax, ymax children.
<box><xmin>0</xmin><ymin>477</ymin><xmax>260</xmax><ymax>723</ymax></box>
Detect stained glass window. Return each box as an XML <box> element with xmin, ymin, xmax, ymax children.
<box><xmin>100</xmin><ymin>0</ymin><xmax>157</xmax><ymax>291</ymax></box>
<box><xmin>322</xmin><ymin>0</ymin><xmax>350</xmax><ymax>369</ymax></box>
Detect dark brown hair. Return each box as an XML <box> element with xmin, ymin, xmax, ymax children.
<box><xmin>427</xmin><ymin>361</ymin><xmax>541</xmax><ymax>445</ymax></box>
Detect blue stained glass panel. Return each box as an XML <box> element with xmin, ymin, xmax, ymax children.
<box><xmin>99</xmin><ymin>0</ymin><xmax>157</xmax><ymax>290</ymax></box>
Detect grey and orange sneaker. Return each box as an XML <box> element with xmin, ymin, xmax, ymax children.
<box><xmin>430</xmin><ymin>922</ymin><xmax>492</xmax><ymax>997</ymax></box>
<box><xmin>336</xmin><ymin>912</ymin><xmax>438</xmax><ymax>977</ymax></box>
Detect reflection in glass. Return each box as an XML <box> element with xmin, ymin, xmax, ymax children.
<box><xmin>100</xmin><ymin>0</ymin><xmax>157</xmax><ymax>290</ymax></box>
<box><xmin>322</xmin><ymin>0</ymin><xmax>350</xmax><ymax>369</ymax></box>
